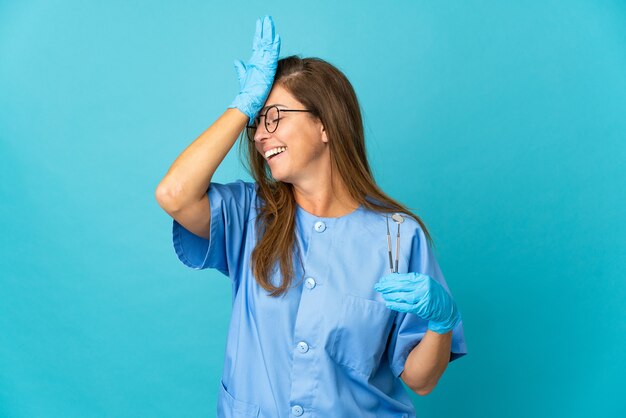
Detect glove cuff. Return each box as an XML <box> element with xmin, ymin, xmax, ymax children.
<box><xmin>427</xmin><ymin>308</ymin><xmax>462</xmax><ymax>334</ymax></box>
<box><xmin>229</xmin><ymin>92</ymin><xmax>267</xmax><ymax>122</ymax></box>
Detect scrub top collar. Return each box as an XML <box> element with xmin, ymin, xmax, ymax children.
<box><xmin>295</xmin><ymin>202</ymin><xmax>364</xmax><ymax>224</ymax></box>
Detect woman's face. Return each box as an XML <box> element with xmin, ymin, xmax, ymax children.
<box><xmin>253</xmin><ymin>84</ymin><xmax>328</xmax><ymax>184</ymax></box>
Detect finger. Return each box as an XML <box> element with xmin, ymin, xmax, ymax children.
<box><xmin>252</xmin><ymin>17</ymin><xmax>262</xmax><ymax>49</ymax></box>
<box><xmin>412</xmin><ymin>272</ymin><xmax>432</xmax><ymax>282</ymax></box>
<box><xmin>379</xmin><ymin>291</ymin><xmax>412</xmax><ymax>304</ymax></box>
<box><xmin>376</xmin><ymin>274</ymin><xmax>398</xmax><ymax>285</ymax></box>
<box><xmin>384</xmin><ymin>300</ymin><xmax>415</xmax><ymax>314</ymax></box>
<box><xmin>233</xmin><ymin>60</ymin><xmax>247</xmax><ymax>82</ymax></box>
<box><xmin>263</xmin><ymin>15</ymin><xmax>275</xmax><ymax>44</ymax></box>
<box><xmin>273</xmin><ymin>33</ymin><xmax>281</xmax><ymax>51</ymax></box>
<box><xmin>374</xmin><ymin>278</ymin><xmax>418</xmax><ymax>293</ymax></box>
<box><xmin>378</xmin><ymin>272</ymin><xmax>413</xmax><ymax>283</ymax></box>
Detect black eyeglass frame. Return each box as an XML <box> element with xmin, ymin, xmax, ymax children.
<box><xmin>246</xmin><ymin>105</ymin><xmax>314</xmax><ymax>141</ymax></box>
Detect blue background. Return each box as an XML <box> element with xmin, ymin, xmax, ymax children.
<box><xmin>1</xmin><ymin>1</ymin><xmax>625</xmax><ymax>417</ymax></box>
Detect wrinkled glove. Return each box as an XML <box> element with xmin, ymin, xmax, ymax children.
<box><xmin>374</xmin><ymin>272</ymin><xmax>461</xmax><ymax>334</ymax></box>
<box><xmin>228</xmin><ymin>15</ymin><xmax>281</xmax><ymax>122</ymax></box>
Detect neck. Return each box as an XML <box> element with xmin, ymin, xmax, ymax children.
<box><xmin>292</xmin><ymin>177</ymin><xmax>359</xmax><ymax>218</ymax></box>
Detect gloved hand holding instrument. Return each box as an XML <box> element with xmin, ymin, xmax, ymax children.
<box><xmin>374</xmin><ymin>272</ymin><xmax>462</xmax><ymax>334</ymax></box>
<box><xmin>374</xmin><ymin>214</ymin><xmax>462</xmax><ymax>334</ymax></box>
<box><xmin>228</xmin><ymin>15</ymin><xmax>281</xmax><ymax>123</ymax></box>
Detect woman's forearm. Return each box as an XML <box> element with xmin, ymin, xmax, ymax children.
<box><xmin>156</xmin><ymin>108</ymin><xmax>248</xmax><ymax>211</ymax></box>
<box><xmin>400</xmin><ymin>329</ymin><xmax>453</xmax><ymax>396</ymax></box>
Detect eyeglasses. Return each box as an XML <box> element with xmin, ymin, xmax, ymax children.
<box><xmin>246</xmin><ymin>105</ymin><xmax>313</xmax><ymax>142</ymax></box>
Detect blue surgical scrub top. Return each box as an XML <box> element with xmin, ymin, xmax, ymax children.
<box><xmin>172</xmin><ymin>180</ymin><xmax>467</xmax><ymax>418</ymax></box>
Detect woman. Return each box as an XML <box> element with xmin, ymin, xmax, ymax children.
<box><xmin>156</xmin><ymin>15</ymin><xmax>467</xmax><ymax>418</ymax></box>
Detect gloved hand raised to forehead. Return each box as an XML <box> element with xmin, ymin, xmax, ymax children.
<box><xmin>228</xmin><ymin>15</ymin><xmax>281</xmax><ymax>122</ymax></box>
<box><xmin>374</xmin><ymin>272</ymin><xmax>462</xmax><ymax>334</ymax></box>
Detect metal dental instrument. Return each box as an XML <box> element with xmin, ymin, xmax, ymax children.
<box><xmin>386</xmin><ymin>213</ymin><xmax>405</xmax><ymax>273</ymax></box>
<box><xmin>392</xmin><ymin>213</ymin><xmax>404</xmax><ymax>273</ymax></box>
<box><xmin>386</xmin><ymin>215</ymin><xmax>394</xmax><ymax>273</ymax></box>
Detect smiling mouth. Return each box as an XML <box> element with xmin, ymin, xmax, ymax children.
<box><xmin>267</xmin><ymin>149</ymin><xmax>287</xmax><ymax>161</ymax></box>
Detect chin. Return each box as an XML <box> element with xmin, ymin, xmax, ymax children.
<box><xmin>271</xmin><ymin>168</ymin><xmax>298</xmax><ymax>184</ymax></box>
<box><xmin>270</xmin><ymin>172</ymin><xmax>289</xmax><ymax>183</ymax></box>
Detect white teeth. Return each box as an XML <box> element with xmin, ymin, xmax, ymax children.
<box><xmin>265</xmin><ymin>146</ymin><xmax>287</xmax><ymax>159</ymax></box>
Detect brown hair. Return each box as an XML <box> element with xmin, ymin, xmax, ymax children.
<box><xmin>238</xmin><ymin>55</ymin><xmax>433</xmax><ymax>297</ymax></box>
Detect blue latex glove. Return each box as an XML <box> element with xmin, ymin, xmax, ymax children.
<box><xmin>374</xmin><ymin>272</ymin><xmax>461</xmax><ymax>334</ymax></box>
<box><xmin>228</xmin><ymin>15</ymin><xmax>281</xmax><ymax>122</ymax></box>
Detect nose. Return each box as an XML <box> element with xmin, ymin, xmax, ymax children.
<box><xmin>253</xmin><ymin>126</ymin><xmax>271</xmax><ymax>143</ymax></box>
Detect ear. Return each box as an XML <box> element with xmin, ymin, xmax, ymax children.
<box><xmin>320</xmin><ymin>124</ymin><xmax>328</xmax><ymax>143</ymax></box>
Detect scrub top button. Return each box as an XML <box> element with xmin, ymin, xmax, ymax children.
<box><xmin>292</xmin><ymin>405</ymin><xmax>304</xmax><ymax>416</ymax></box>
<box><xmin>314</xmin><ymin>221</ymin><xmax>326</xmax><ymax>232</ymax></box>
<box><xmin>297</xmin><ymin>341</ymin><xmax>309</xmax><ymax>353</ymax></box>
<box><xmin>305</xmin><ymin>277</ymin><xmax>316</xmax><ymax>289</ymax></box>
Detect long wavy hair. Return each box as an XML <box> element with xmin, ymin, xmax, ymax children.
<box><xmin>237</xmin><ymin>55</ymin><xmax>434</xmax><ymax>297</ymax></box>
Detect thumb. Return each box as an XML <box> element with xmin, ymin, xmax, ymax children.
<box><xmin>233</xmin><ymin>59</ymin><xmax>247</xmax><ymax>83</ymax></box>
